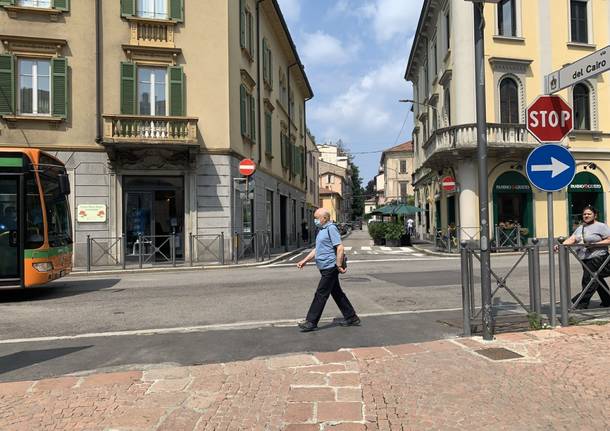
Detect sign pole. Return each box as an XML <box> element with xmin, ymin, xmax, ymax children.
<box><xmin>547</xmin><ymin>192</ymin><xmax>556</xmax><ymax>326</ymax></box>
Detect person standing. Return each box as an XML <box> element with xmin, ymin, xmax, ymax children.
<box><xmin>296</xmin><ymin>208</ymin><xmax>360</xmax><ymax>332</ymax></box>
<box><xmin>561</xmin><ymin>205</ymin><xmax>610</xmax><ymax>309</ymax></box>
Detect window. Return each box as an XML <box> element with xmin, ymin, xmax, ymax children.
<box><xmin>39</xmin><ymin>155</ymin><xmax>72</xmax><ymax>248</ymax></box>
<box><xmin>137</xmin><ymin>67</ymin><xmax>167</xmax><ymax>116</ymax></box>
<box><xmin>262</xmin><ymin>39</ymin><xmax>273</xmax><ymax>88</ymax></box>
<box><xmin>444</xmin><ymin>86</ymin><xmax>451</xmax><ymax>126</ymax></box>
<box><xmin>424</xmin><ymin>56</ymin><xmax>429</xmax><ymax>94</ymax></box>
<box><xmin>289</xmin><ymin>89</ymin><xmax>295</xmax><ymax>121</ymax></box>
<box><xmin>498</xmin><ymin>0</ymin><xmax>516</xmax><ymax>37</ymax></box>
<box><xmin>240</xmin><ymin>3</ymin><xmax>254</xmax><ymax>57</ymax></box>
<box><xmin>327</xmin><ymin>174</ymin><xmax>333</xmax><ymax>184</ymax></box>
<box><xmin>264</xmin><ymin>110</ymin><xmax>272</xmax><ymax>155</ymax></box>
<box><xmin>266</xmin><ymin>190</ymin><xmax>274</xmax><ymax>239</ymax></box>
<box><xmin>17</xmin><ymin>0</ymin><xmax>51</xmax><ymax>7</ymax></box>
<box><xmin>240</xmin><ymin>85</ymin><xmax>256</xmax><ymax>142</ymax></box>
<box><xmin>500</xmin><ymin>77</ymin><xmax>519</xmax><ymax>124</ymax></box>
<box><xmin>432</xmin><ymin>110</ymin><xmax>438</xmax><ymax>131</ymax></box>
<box><xmin>137</xmin><ymin>0</ymin><xmax>167</xmax><ymax>19</ymax></box>
<box><xmin>433</xmin><ymin>41</ymin><xmax>438</xmax><ymax>76</ymax></box>
<box><xmin>445</xmin><ymin>12</ymin><xmax>451</xmax><ymax>52</ymax></box>
<box><xmin>279</xmin><ymin>68</ymin><xmax>288</xmax><ymax>107</ymax></box>
<box><xmin>399</xmin><ymin>160</ymin><xmax>407</xmax><ymax>174</ymax></box>
<box><xmin>18</xmin><ymin>59</ymin><xmax>50</xmax><ymax>115</ymax></box>
<box><xmin>573</xmin><ymin>83</ymin><xmax>591</xmax><ymax>130</ymax></box>
<box><xmin>399</xmin><ymin>182</ymin><xmax>408</xmax><ymax>198</ymax></box>
<box><xmin>570</xmin><ymin>0</ymin><xmax>588</xmax><ymax>43</ymax></box>
<box><xmin>281</xmin><ymin>130</ymin><xmax>289</xmax><ymax>169</ymax></box>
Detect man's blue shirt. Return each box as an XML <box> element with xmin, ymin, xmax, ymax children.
<box><xmin>315</xmin><ymin>223</ymin><xmax>341</xmax><ymax>269</ymax></box>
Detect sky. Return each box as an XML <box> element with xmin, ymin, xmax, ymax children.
<box><xmin>276</xmin><ymin>0</ymin><xmax>424</xmax><ymax>185</ymax></box>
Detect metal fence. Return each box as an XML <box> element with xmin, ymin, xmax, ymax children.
<box><xmin>86</xmin><ymin>235</ymin><xmax>126</xmax><ymax>271</ymax></box>
<box><xmin>233</xmin><ymin>232</ymin><xmax>274</xmax><ymax>264</ymax></box>
<box><xmin>460</xmin><ymin>239</ymin><xmax>542</xmax><ymax>336</ymax></box>
<box><xmin>189</xmin><ymin>233</ymin><xmax>224</xmax><ymax>266</ymax></box>
<box><xmin>494</xmin><ymin>224</ymin><xmax>523</xmax><ymax>249</ymax></box>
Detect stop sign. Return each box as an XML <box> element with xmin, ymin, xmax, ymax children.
<box><xmin>441</xmin><ymin>176</ymin><xmax>456</xmax><ymax>192</ymax></box>
<box><xmin>239</xmin><ymin>159</ymin><xmax>256</xmax><ymax>176</ymax></box>
<box><xmin>527</xmin><ymin>95</ymin><xmax>573</xmax><ymax>143</ymax></box>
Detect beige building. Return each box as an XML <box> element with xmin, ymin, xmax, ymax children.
<box><xmin>0</xmin><ymin>0</ymin><xmax>313</xmax><ymax>264</ymax></box>
<box><xmin>379</xmin><ymin>141</ymin><xmax>414</xmax><ymax>203</ymax></box>
<box><xmin>319</xmin><ymin>160</ymin><xmax>348</xmax><ymax>222</ymax></box>
<box><xmin>317</xmin><ymin>144</ymin><xmax>352</xmax><ymax>220</ymax></box>
<box><xmin>305</xmin><ymin>132</ymin><xmax>320</xmax><ymax>230</ymax></box>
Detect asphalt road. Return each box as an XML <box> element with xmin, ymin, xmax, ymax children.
<box><xmin>0</xmin><ymin>228</ymin><xmax>607</xmax><ymax>382</ymax></box>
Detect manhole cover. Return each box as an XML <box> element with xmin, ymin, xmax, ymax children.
<box><xmin>343</xmin><ymin>277</ymin><xmax>370</xmax><ymax>283</ymax></box>
<box><xmin>475</xmin><ymin>347</ymin><xmax>523</xmax><ymax>361</ymax></box>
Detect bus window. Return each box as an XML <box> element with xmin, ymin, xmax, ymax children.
<box><xmin>39</xmin><ymin>172</ymin><xmax>72</xmax><ymax>248</ymax></box>
<box><xmin>26</xmin><ymin>173</ymin><xmax>44</xmax><ymax>249</ymax></box>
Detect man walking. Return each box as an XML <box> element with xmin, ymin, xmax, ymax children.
<box><xmin>296</xmin><ymin>208</ymin><xmax>360</xmax><ymax>332</ymax></box>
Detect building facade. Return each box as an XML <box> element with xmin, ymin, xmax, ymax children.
<box><xmin>379</xmin><ymin>141</ymin><xmax>414</xmax><ymax>203</ymax></box>
<box><xmin>407</xmin><ymin>0</ymin><xmax>610</xmax><ymax>242</ymax></box>
<box><xmin>0</xmin><ymin>0</ymin><xmax>313</xmax><ymax>265</ymax></box>
<box><xmin>319</xmin><ymin>160</ymin><xmax>348</xmax><ymax>222</ymax></box>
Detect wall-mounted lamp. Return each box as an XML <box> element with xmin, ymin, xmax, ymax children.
<box><xmin>584</xmin><ymin>162</ymin><xmax>597</xmax><ymax>170</ymax></box>
<box><xmin>509</xmin><ymin>163</ymin><xmax>523</xmax><ymax>171</ymax></box>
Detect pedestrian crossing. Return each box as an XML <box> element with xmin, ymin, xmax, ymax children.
<box><xmin>343</xmin><ymin>246</ymin><xmax>424</xmax><ymax>257</ymax></box>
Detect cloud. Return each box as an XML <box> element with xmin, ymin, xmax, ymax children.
<box><xmin>359</xmin><ymin>0</ymin><xmax>423</xmax><ymax>42</ymax></box>
<box><xmin>301</xmin><ymin>31</ymin><xmax>360</xmax><ymax>66</ymax></box>
<box><xmin>276</xmin><ymin>0</ymin><xmax>301</xmax><ymax>22</ymax></box>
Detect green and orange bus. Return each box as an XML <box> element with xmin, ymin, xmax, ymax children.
<box><xmin>0</xmin><ymin>148</ymin><xmax>72</xmax><ymax>288</ymax></box>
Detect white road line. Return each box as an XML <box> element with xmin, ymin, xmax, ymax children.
<box><xmin>401</xmin><ymin>247</ymin><xmax>416</xmax><ymax>252</ymax></box>
<box><xmin>380</xmin><ymin>247</ymin><xmax>392</xmax><ymax>251</ymax></box>
<box><xmin>414</xmin><ymin>253</ymin><xmax>425</xmax><ymax>257</ymax></box>
<box><xmin>353</xmin><ymin>251</ymin><xmax>359</xmax><ymax>255</ymax></box>
<box><xmin>0</xmin><ymin>307</ymin><xmax>469</xmax><ymax>345</ymax></box>
<box><xmin>289</xmin><ymin>254</ymin><xmax>301</xmax><ymax>261</ymax></box>
<box><xmin>344</xmin><ymin>246</ymin><xmax>353</xmax><ymax>251</ymax></box>
<box><xmin>361</xmin><ymin>246</ymin><xmax>372</xmax><ymax>251</ymax></box>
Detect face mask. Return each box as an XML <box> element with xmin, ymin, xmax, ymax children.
<box><xmin>314</xmin><ymin>219</ymin><xmax>322</xmax><ymax>228</ymax></box>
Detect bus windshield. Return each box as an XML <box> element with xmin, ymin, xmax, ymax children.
<box><xmin>38</xmin><ymin>155</ymin><xmax>72</xmax><ymax>248</ymax></box>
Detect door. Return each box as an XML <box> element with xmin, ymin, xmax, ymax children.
<box><xmin>125</xmin><ymin>191</ymin><xmax>153</xmax><ymax>258</ymax></box>
<box><xmin>280</xmin><ymin>195</ymin><xmax>287</xmax><ymax>247</ymax></box>
<box><xmin>0</xmin><ymin>177</ymin><xmax>20</xmax><ymax>280</ymax></box>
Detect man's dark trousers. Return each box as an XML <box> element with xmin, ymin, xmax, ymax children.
<box><xmin>575</xmin><ymin>256</ymin><xmax>610</xmax><ymax>305</ymax></box>
<box><xmin>306</xmin><ymin>266</ymin><xmax>356</xmax><ymax>325</ymax></box>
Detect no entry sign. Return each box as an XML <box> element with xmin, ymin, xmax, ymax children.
<box><xmin>239</xmin><ymin>159</ymin><xmax>256</xmax><ymax>177</ymax></box>
<box><xmin>526</xmin><ymin>95</ymin><xmax>573</xmax><ymax>143</ymax></box>
<box><xmin>441</xmin><ymin>176</ymin><xmax>456</xmax><ymax>192</ymax></box>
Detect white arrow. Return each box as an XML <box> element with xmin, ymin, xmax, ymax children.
<box><xmin>531</xmin><ymin>157</ymin><xmax>570</xmax><ymax>178</ymax></box>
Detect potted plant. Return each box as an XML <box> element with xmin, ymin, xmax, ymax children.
<box><xmin>385</xmin><ymin>223</ymin><xmax>405</xmax><ymax>247</ymax></box>
<box><xmin>368</xmin><ymin>222</ymin><xmax>387</xmax><ymax>246</ymax></box>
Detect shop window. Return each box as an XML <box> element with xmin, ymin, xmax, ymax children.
<box><xmin>500</xmin><ymin>77</ymin><xmax>519</xmax><ymax>124</ymax></box>
<box><xmin>573</xmin><ymin>83</ymin><xmax>591</xmax><ymax>130</ymax></box>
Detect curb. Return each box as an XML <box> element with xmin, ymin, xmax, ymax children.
<box><xmin>70</xmin><ymin>247</ymin><xmax>310</xmax><ymax>277</ymax></box>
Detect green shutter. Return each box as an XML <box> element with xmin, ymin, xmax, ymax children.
<box><xmin>249</xmin><ymin>94</ymin><xmax>256</xmax><ymax>142</ymax></box>
<box><xmin>169</xmin><ymin>0</ymin><xmax>183</xmax><ymax>22</ymax></box>
<box><xmin>52</xmin><ymin>0</ymin><xmax>69</xmax><ymax>11</ymax></box>
<box><xmin>0</xmin><ymin>0</ymin><xmax>15</xmax><ymax>6</ymax></box>
<box><xmin>0</xmin><ymin>54</ymin><xmax>14</xmax><ymax>115</ymax></box>
<box><xmin>121</xmin><ymin>0</ymin><xmax>135</xmax><ymax>17</ymax></box>
<box><xmin>269</xmin><ymin>50</ymin><xmax>273</xmax><ymax>87</ymax></box>
<box><xmin>262</xmin><ymin>39</ymin><xmax>268</xmax><ymax>82</ymax></box>
<box><xmin>169</xmin><ymin>66</ymin><xmax>184</xmax><ymax>116</ymax></box>
<box><xmin>240</xmin><ymin>85</ymin><xmax>247</xmax><ymax>136</ymax></box>
<box><xmin>281</xmin><ymin>134</ymin><xmax>286</xmax><ymax>168</ymax></box>
<box><xmin>247</xmin><ymin>12</ymin><xmax>253</xmax><ymax>55</ymax></box>
<box><xmin>51</xmin><ymin>57</ymin><xmax>68</xmax><ymax>118</ymax></box>
<box><xmin>265</xmin><ymin>111</ymin><xmax>272</xmax><ymax>154</ymax></box>
<box><xmin>120</xmin><ymin>62</ymin><xmax>136</xmax><ymax>115</ymax></box>
<box><xmin>239</xmin><ymin>0</ymin><xmax>245</xmax><ymax>49</ymax></box>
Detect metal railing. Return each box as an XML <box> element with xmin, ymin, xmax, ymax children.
<box><xmin>460</xmin><ymin>239</ymin><xmax>542</xmax><ymax>336</ymax></box>
<box><xmin>557</xmin><ymin>239</ymin><xmax>610</xmax><ymax>326</ymax></box>
<box><xmin>86</xmin><ymin>235</ymin><xmax>126</xmax><ymax>271</ymax></box>
<box><xmin>494</xmin><ymin>224</ymin><xmax>523</xmax><ymax>249</ymax></box>
<box><xmin>189</xmin><ymin>233</ymin><xmax>224</xmax><ymax>266</ymax></box>
<box><xmin>435</xmin><ymin>228</ymin><xmax>458</xmax><ymax>253</ymax></box>
<box><xmin>257</xmin><ymin>231</ymin><xmax>272</xmax><ymax>262</ymax></box>
<box><xmin>138</xmin><ymin>234</ymin><xmax>177</xmax><ymax>267</ymax></box>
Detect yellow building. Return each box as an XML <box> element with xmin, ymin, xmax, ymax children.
<box><xmin>319</xmin><ymin>160</ymin><xmax>348</xmax><ymax>223</ymax></box>
<box><xmin>406</xmin><ymin>0</ymin><xmax>610</xmax><ymax>243</ymax></box>
<box><xmin>0</xmin><ymin>0</ymin><xmax>313</xmax><ymax>264</ymax></box>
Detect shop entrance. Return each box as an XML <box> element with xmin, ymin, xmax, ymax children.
<box><xmin>123</xmin><ymin>176</ymin><xmax>184</xmax><ymax>261</ymax></box>
<box><xmin>492</xmin><ymin>171</ymin><xmax>534</xmax><ymax>240</ymax></box>
<box><xmin>568</xmin><ymin>172</ymin><xmax>604</xmax><ymax>231</ymax></box>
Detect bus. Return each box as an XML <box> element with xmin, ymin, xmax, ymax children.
<box><xmin>0</xmin><ymin>148</ymin><xmax>72</xmax><ymax>288</ymax></box>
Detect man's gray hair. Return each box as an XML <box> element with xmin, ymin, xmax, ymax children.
<box><xmin>317</xmin><ymin>208</ymin><xmax>331</xmax><ymax>219</ymax></box>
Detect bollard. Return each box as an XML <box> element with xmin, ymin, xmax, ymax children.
<box><xmin>460</xmin><ymin>241</ymin><xmax>472</xmax><ymax>336</ymax></box>
<box><xmin>121</xmin><ymin>234</ymin><xmax>126</xmax><ymax>270</ymax></box>
<box><xmin>468</xmin><ymin>245</ymin><xmax>475</xmax><ymax>318</ymax></box>
<box><xmin>558</xmin><ymin>237</ymin><xmax>570</xmax><ymax>326</ymax></box>
<box><xmin>138</xmin><ymin>234</ymin><xmax>143</xmax><ymax>269</ymax></box>
<box><xmin>220</xmin><ymin>232</ymin><xmax>225</xmax><ymax>265</ymax></box>
<box><xmin>527</xmin><ymin>246</ymin><xmax>535</xmax><ymax>313</ymax></box>
<box><xmin>86</xmin><ymin>235</ymin><xmax>91</xmax><ymax>272</ymax></box>
<box><xmin>531</xmin><ymin>238</ymin><xmax>542</xmax><ymax>315</ymax></box>
<box><xmin>171</xmin><ymin>234</ymin><xmax>176</xmax><ymax>267</ymax></box>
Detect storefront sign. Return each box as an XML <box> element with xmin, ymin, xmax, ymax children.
<box><xmin>568</xmin><ymin>183</ymin><xmax>602</xmax><ymax>191</ymax></box>
<box><xmin>494</xmin><ymin>184</ymin><xmax>532</xmax><ymax>192</ymax></box>
<box><xmin>77</xmin><ymin>204</ymin><xmax>107</xmax><ymax>223</ymax></box>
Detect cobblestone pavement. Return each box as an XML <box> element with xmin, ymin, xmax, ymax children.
<box><xmin>1</xmin><ymin>324</ymin><xmax>609</xmax><ymax>430</ymax></box>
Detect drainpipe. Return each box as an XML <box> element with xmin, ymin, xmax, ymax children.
<box><xmin>287</xmin><ymin>62</ymin><xmax>298</xmax><ymax>181</ymax></box>
<box><xmin>95</xmin><ymin>0</ymin><xmax>103</xmax><ymax>143</ymax></box>
<box><xmin>256</xmin><ymin>0</ymin><xmax>264</xmax><ymax>164</ymax></box>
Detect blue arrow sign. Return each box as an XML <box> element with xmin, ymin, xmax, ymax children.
<box><xmin>526</xmin><ymin>144</ymin><xmax>576</xmax><ymax>192</ymax></box>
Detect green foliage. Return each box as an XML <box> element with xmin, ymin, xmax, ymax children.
<box><xmin>527</xmin><ymin>313</ymin><xmax>543</xmax><ymax>330</ymax></box>
<box><xmin>384</xmin><ymin>223</ymin><xmax>405</xmax><ymax>241</ymax></box>
<box><xmin>368</xmin><ymin>222</ymin><xmax>387</xmax><ymax>240</ymax></box>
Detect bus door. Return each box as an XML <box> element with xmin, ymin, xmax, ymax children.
<box><xmin>0</xmin><ymin>174</ymin><xmax>24</xmax><ymax>287</ymax></box>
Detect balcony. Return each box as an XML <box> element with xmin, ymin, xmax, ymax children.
<box><xmin>128</xmin><ymin>17</ymin><xmax>175</xmax><ymax>48</ymax></box>
<box><xmin>422</xmin><ymin>123</ymin><xmax>537</xmax><ymax>168</ymax></box>
<box><xmin>103</xmin><ymin>115</ymin><xmax>198</xmax><ymax>146</ymax></box>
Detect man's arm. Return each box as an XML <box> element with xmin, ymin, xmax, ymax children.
<box><xmin>335</xmin><ymin>243</ymin><xmax>346</xmax><ymax>273</ymax></box>
<box><xmin>297</xmin><ymin>249</ymin><xmax>316</xmax><ymax>269</ymax></box>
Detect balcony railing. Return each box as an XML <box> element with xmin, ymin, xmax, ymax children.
<box><xmin>423</xmin><ymin>123</ymin><xmax>537</xmax><ymax>161</ymax></box>
<box><xmin>129</xmin><ymin>18</ymin><xmax>175</xmax><ymax>48</ymax></box>
<box><xmin>103</xmin><ymin>115</ymin><xmax>198</xmax><ymax>145</ymax></box>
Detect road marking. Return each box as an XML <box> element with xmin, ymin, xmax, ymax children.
<box><xmin>414</xmin><ymin>253</ymin><xmax>425</xmax><ymax>257</ymax></box>
<box><xmin>361</xmin><ymin>246</ymin><xmax>372</xmax><ymax>251</ymax></box>
<box><xmin>401</xmin><ymin>247</ymin><xmax>415</xmax><ymax>252</ymax></box>
<box><xmin>0</xmin><ymin>307</ymin><xmax>473</xmax><ymax>345</ymax></box>
<box><xmin>289</xmin><ymin>254</ymin><xmax>300</xmax><ymax>261</ymax></box>
<box><xmin>380</xmin><ymin>247</ymin><xmax>392</xmax><ymax>251</ymax></box>
<box><xmin>263</xmin><ymin>256</ymin><xmax>457</xmax><ymax>267</ymax></box>
<box><xmin>344</xmin><ymin>246</ymin><xmax>353</xmax><ymax>251</ymax></box>
<box><xmin>353</xmin><ymin>251</ymin><xmax>359</xmax><ymax>255</ymax></box>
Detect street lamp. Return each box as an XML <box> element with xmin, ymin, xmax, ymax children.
<box><xmin>464</xmin><ymin>0</ymin><xmax>500</xmax><ymax>341</ymax></box>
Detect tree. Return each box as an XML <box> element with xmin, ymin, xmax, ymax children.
<box><xmin>349</xmin><ymin>162</ymin><xmax>365</xmax><ymax>219</ymax></box>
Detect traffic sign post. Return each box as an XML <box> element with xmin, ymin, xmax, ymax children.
<box><xmin>526</xmin><ymin>144</ymin><xmax>576</xmax><ymax>327</ymax></box>
<box><xmin>545</xmin><ymin>45</ymin><xmax>610</xmax><ymax>94</ymax></box>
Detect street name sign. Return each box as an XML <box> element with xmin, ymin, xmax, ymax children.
<box><xmin>545</xmin><ymin>45</ymin><xmax>610</xmax><ymax>94</ymax></box>
<box><xmin>525</xmin><ymin>144</ymin><xmax>576</xmax><ymax>192</ymax></box>
<box><xmin>526</xmin><ymin>95</ymin><xmax>573</xmax><ymax>143</ymax></box>
<box><xmin>239</xmin><ymin>159</ymin><xmax>256</xmax><ymax>176</ymax></box>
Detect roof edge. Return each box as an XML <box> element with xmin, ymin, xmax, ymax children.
<box><xmin>404</xmin><ymin>0</ymin><xmax>431</xmax><ymax>82</ymax></box>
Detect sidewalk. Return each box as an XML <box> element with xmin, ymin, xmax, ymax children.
<box><xmin>1</xmin><ymin>323</ymin><xmax>609</xmax><ymax>430</ymax></box>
